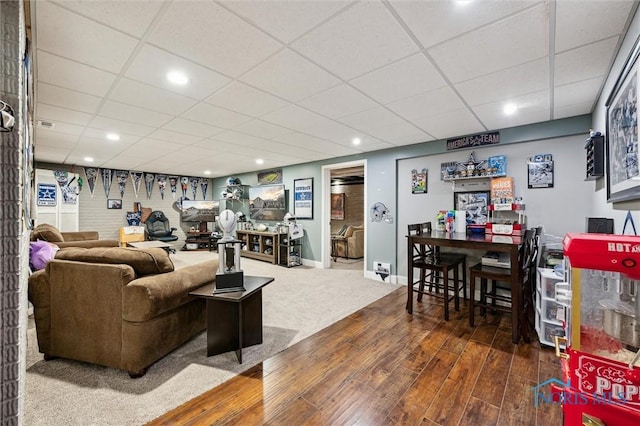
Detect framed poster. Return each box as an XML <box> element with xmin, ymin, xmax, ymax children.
<box><xmin>528</xmin><ymin>161</ymin><xmax>554</xmax><ymax>188</ymax></box>
<box><xmin>411</xmin><ymin>168</ymin><xmax>427</xmax><ymax>193</ymax></box>
<box><xmin>293</xmin><ymin>178</ymin><xmax>313</xmax><ymax>219</ymax></box>
<box><xmin>107</xmin><ymin>199</ymin><xmax>122</xmax><ymax>209</ymax></box>
<box><xmin>331</xmin><ymin>193</ymin><xmax>345</xmax><ymax>220</ymax></box>
<box><xmin>606</xmin><ymin>35</ymin><xmax>640</xmax><ymax>202</ymax></box>
<box><xmin>37</xmin><ymin>183</ymin><xmax>56</xmax><ymax>206</ymax></box>
<box><xmin>453</xmin><ymin>190</ymin><xmax>489</xmax><ymax>225</ymax></box>
<box><xmin>257</xmin><ymin>169</ymin><xmax>283</xmax><ymax>185</ymax></box>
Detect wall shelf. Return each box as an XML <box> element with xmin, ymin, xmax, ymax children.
<box><xmin>584</xmin><ymin>134</ymin><xmax>604</xmax><ymax>181</ymax></box>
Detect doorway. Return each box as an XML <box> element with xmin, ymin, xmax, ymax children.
<box><xmin>321</xmin><ymin>160</ymin><xmax>366</xmax><ymax>270</ymax></box>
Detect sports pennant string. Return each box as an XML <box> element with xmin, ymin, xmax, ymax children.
<box><xmin>101</xmin><ymin>168</ymin><xmax>114</xmax><ymax>198</ymax></box>
<box><xmin>130</xmin><ymin>171</ymin><xmax>143</xmax><ymax>198</ymax></box>
<box><xmin>180</xmin><ymin>177</ymin><xmax>189</xmax><ymax>198</ymax></box>
<box><xmin>115</xmin><ymin>170</ymin><xmax>128</xmax><ymax>198</ymax></box>
<box><xmin>190</xmin><ymin>177</ymin><xmax>199</xmax><ymax>200</ymax></box>
<box><xmin>84</xmin><ymin>167</ymin><xmax>98</xmax><ymax>197</ymax></box>
<box><xmin>157</xmin><ymin>174</ymin><xmax>167</xmax><ymax>200</ymax></box>
<box><xmin>145</xmin><ymin>173</ymin><xmax>155</xmax><ymax>199</ymax></box>
<box><xmin>200</xmin><ymin>178</ymin><xmax>208</xmax><ymax>200</ymax></box>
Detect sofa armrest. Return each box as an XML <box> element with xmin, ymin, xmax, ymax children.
<box><xmin>347</xmin><ymin>230</ymin><xmax>364</xmax><ymax>258</ymax></box>
<box><xmin>60</xmin><ymin>231</ymin><xmax>100</xmax><ymax>241</ymax></box>
<box><xmin>123</xmin><ymin>259</ymin><xmax>219</xmax><ymax>322</ymax></box>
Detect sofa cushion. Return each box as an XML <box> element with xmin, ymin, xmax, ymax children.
<box><xmin>31</xmin><ymin>224</ymin><xmax>64</xmax><ymax>242</ymax></box>
<box><xmin>54</xmin><ymin>247</ymin><xmax>174</xmax><ymax>275</ymax></box>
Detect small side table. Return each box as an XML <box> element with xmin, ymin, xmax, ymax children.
<box><xmin>189</xmin><ymin>275</ymin><xmax>274</xmax><ymax>363</ymax></box>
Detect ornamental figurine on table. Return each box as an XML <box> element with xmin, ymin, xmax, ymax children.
<box><xmin>214</xmin><ymin>209</ymin><xmax>245</xmax><ymax>293</ymax></box>
<box><xmin>455</xmin><ymin>151</ymin><xmax>487</xmax><ymax>178</ymax></box>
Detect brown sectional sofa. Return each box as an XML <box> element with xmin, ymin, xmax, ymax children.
<box><xmin>28</xmin><ymin>246</ymin><xmax>218</xmax><ymax>377</ymax></box>
<box><xmin>30</xmin><ymin>223</ymin><xmax>119</xmax><ymax>248</ymax></box>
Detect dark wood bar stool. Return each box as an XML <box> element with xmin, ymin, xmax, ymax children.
<box><xmin>468</xmin><ymin>228</ymin><xmax>538</xmax><ymax>341</ymax></box>
<box><xmin>407</xmin><ymin>222</ymin><xmax>467</xmax><ymax>320</ymax></box>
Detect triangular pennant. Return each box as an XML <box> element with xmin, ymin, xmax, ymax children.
<box><xmin>84</xmin><ymin>167</ymin><xmax>98</xmax><ymax>197</ymax></box>
<box><xmin>130</xmin><ymin>171</ymin><xmax>143</xmax><ymax>198</ymax></box>
<box><xmin>53</xmin><ymin>170</ymin><xmax>69</xmax><ymax>188</ymax></box>
<box><xmin>180</xmin><ymin>177</ymin><xmax>189</xmax><ymax>198</ymax></box>
<box><xmin>190</xmin><ymin>177</ymin><xmax>199</xmax><ymax>200</ymax></box>
<box><xmin>169</xmin><ymin>176</ymin><xmax>179</xmax><ymax>199</ymax></box>
<box><xmin>101</xmin><ymin>168</ymin><xmax>114</xmax><ymax>198</ymax></box>
<box><xmin>115</xmin><ymin>170</ymin><xmax>128</xmax><ymax>198</ymax></box>
<box><xmin>157</xmin><ymin>174</ymin><xmax>167</xmax><ymax>200</ymax></box>
<box><xmin>200</xmin><ymin>178</ymin><xmax>208</xmax><ymax>200</ymax></box>
<box><xmin>145</xmin><ymin>172</ymin><xmax>155</xmax><ymax>200</ymax></box>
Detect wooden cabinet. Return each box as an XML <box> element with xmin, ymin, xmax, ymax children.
<box><xmin>585</xmin><ymin>134</ymin><xmax>604</xmax><ymax>180</ymax></box>
<box><xmin>236</xmin><ymin>230</ymin><xmax>286</xmax><ymax>264</ymax></box>
<box><xmin>184</xmin><ymin>231</ymin><xmax>218</xmax><ymax>251</ymax></box>
<box><xmin>279</xmin><ymin>236</ymin><xmax>302</xmax><ymax>267</ymax></box>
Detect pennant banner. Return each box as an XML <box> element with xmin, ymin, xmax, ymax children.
<box><xmin>101</xmin><ymin>168</ymin><xmax>114</xmax><ymax>198</ymax></box>
<box><xmin>145</xmin><ymin>172</ymin><xmax>155</xmax><ymax>200</ymax></box>
<box><xmin>169</xmin><ymin>176</ymin><xmax>178</xmax><ymax>199</ymax></box>
<box><xmin>130</xmin><ymin>171</ymin><xmax>143</xmax><ymax>198</ymax></box>
<box><xmin>53</xmin><ymin>170</ymin><xmax>78</xmax><ymax>205</ymax></box>
<box><xmin>180</xmin><ymin>177</ymin><xmax>189</xmax><ymax>198</ymax></box>
<box><xmin>157</xmin><ymin>174</ymin><xmax>167</xmax><ymax>200</ymax></box>
<box><xmin>200</xmin><ymin>178</ymin><xmax>208</xmax><ymax>200</ymax></box>
<box><xmin>115</xmin><ymin>170</ymin><xmax>128</xmax><ymax>198</ymax></box>
<box><xmin>190</xmin><ymin>177</ymin><xmax>199</xmax><ymax>200</ymax></box>
<box><xmin>84</xmin><ymin>167</ymin><xmax>98</xmax><ymax>197</ymax></box>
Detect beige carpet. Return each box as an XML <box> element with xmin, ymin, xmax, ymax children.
<box><xmin>25</xmin><ymin>251</ymin><xmax>399</xmax><ymax>425</ymax></box>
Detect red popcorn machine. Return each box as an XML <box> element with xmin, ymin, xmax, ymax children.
<box><xmin>550</xmin><ymin>233</ymin><xmax>640</xmax><ymax>425</ymax></box>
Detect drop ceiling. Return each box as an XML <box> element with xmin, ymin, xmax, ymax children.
<box><xmin>31</xmin><ymin>0</ymin><xmax>638</xmax><ymax>178</ymax></box>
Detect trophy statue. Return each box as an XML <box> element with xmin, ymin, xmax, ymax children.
<box><xmin>214</xmin><ymin>209</ymin><xmax>245</xmax><ymax>293</ymax></box>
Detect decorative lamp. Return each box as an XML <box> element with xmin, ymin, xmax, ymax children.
<box><xmin>214</xmin><ymin>209</ymin><xmax>244</xmax><ymax>293</ymax></box>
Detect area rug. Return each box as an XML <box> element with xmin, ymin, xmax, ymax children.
<box><xmin>25</xmin><ymin>252</ymin><xmax>399</xmax><ymax>425</ymax></box>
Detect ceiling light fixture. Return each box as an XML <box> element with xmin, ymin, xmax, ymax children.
<box><xmin>204</xmin><ymin>170</ymin><xmax>211</xmax><ymax>176</ymax></box>
<box><xmin>503</xmin><ymin>103</ymin><xmax>518</xmax><ymax>115</ymax></box>
<box><xmin>352</xmin><ymin>137</ymin><xmax>361</xmax><ymax>146</ymax></box>
<box><xmin>256</xmin><ymin>159</ymin><xmax>264</xmax><ymax>165</ymax></box>
<box><xmin>455</xmin><ymin>0</ymin><xmax>473</xmax><ymax>5</ymax></box>
<box><xmin>106</xmin><ymin>133</ymin><xmax>120</xmax><ymax>141</ymax></box>
<box><xmin>166</xmin><ymin>71</ymin><xmax>189</xmax><ymax>85</ymax></box>
<box><xmin>83</xmin><ymin>156</ymin><xmax>94</xmax><ymax>163</ymax></box>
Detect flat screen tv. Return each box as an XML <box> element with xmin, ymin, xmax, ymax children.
<box><xmin>181</xmin><ymin>200</ymin><xmax>219</xmax><ymax>223</ymax></box>
<box><xmin>249</xmin><ymin>184</ymin><xmax>286</xmax><ymax>221</ymax></box>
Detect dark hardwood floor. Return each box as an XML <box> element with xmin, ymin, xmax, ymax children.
<box><xmin>148</xmin><ymin>287</ymin><xmax>563</xmax><ymax>425</ymax></box>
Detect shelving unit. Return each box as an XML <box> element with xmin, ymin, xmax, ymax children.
<box><xmin>536</xmin><ymin>267</ymin><xmax>566</xmax><ymax>347</ymax></box>
<box><xmin>584</xmin><ymin>134</ymin><xmax>604</xmax><ymax>180</ymax></box>
<box><xmin>236</xmin><ymin>230</ymin><xmax>286</xmax><ymax>264</ymax></box>
<box><xmin>184</xmin><ymin>231</ymin><xmax>218</xmax><ymax>251</ymax></box>
<box><xmin>279</xmin><ymin>236</ymin><xmax>302</xmax><ymax>267</ymax></box>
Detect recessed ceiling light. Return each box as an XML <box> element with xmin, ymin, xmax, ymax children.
<box><xmin>455</xmin><ymin>0</ymin><xmax>473</xmax><ymax>5</ymax></box>
<box><xmin>166</xmin><ymin>71</ymin><xmax>189</xmax><ymax>85</ymax></box>
<box><xmin>352</xmin><ymin>137</ymin><xmax>361</xmax><ymax>146</ymax></box>
<box><xmin>503</xmin><ymin>103</ymin><xmax>518</xmax><ymax>115</ymax></box>
<box><xmin>204</xmin><ymin>170</ymin><xmax>211</xmax><ymax>176</ymax></box>
<box><xmin>106</xmin><ymin>133</ymin><xmax>120</xmax><ymax>141</ymax></box>
<box><xmin>256</xmin><ymin>159</ymin><xmax>264</xmax><ymax>165</ymax></box>
<box><xmin>83</xmin><ymin>157</ymin><xmax>94</xmax><ymax>163</ymax></box>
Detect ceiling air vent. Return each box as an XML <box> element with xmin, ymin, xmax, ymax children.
<box><xmin>38</xmin><ymin>120</ymin><xmax>55</xmax><ymax>129</ymax></box>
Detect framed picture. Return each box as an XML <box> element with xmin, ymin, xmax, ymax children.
<box><xmin>411</xmin><ymin>168</ymin><xmax>428</xmax><ymax>193</ymax></box>
<box><xmin>107</xmin><ymin>199</ymin><xmax>122</xmax><ymax>209</ymax></box>
<box><xmin>606</xmin><ymin>35</ymin><xmax>640</xmax><ymax>202</ymax></box>
<box><xmin>331</xmin><ymin>193</ymin><xmax>345</xmax><ymax>220</ymax></box>
<box><xmin>528</xmin><ymin>161</ymin><xmax>554</xmax><ymax>188</ymax></box>
<box><xmin>293</xmin><ymin>178</ymin><xmax>313</xmax><ymax>219</ymax></box>
<box><xmin>453</xmin><ymin>190</ymin><xmax>489</xmax><ymax>225</ymax></box>
<box><xmin>257</xmin><ymin>169</ymin><xmax>283</xmax><ymax>185</ymax></box>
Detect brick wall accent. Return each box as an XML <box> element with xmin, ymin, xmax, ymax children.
<box><xmin>330</xmin><ymin>183</ymin><xmax>364</xmax><ymax>233</ymax></box>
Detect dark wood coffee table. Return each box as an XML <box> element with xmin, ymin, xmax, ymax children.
<box><xmin>189</xmin><ymin>275</ymin><xmax>274</xmax><ymax>363</ymax></box>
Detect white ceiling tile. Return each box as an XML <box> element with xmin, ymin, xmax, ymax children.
<box><xmin>34</xmin><ymin>131</ymin><xmax>78</xmax><ymax>149</ymax></box>
<box><xmin>391</xmin><ymin>0</ymin><xmax>536</xmax><ymax>49</ymax></box>
<box><xmin>554</xmin><ymin>102</ymin><xmax>594</xmax><ymax>120</ymax></box>
<box><xmin>55</xmin><ymin>0</ymin><xmax>164</xmax><ymax>38</ymax></box>
<box><xmin>555</xmin><ymin>1</ymin><xmax>633</xmax><ymax>52</ymax></box>
<box><xmin>109</xmin><ymin>78</ymin><xmax>198</xmax><ymax>114</ymax></box>
<box><xmin>223</xmin><ymin>0</ymin><xmax>349</xmax><ymax>43</ymax></box>
<box><xmin>33</xmin><ymin>145</ymin><xmax>70</xmax><ymax>163</ymax></box>
<box><xmin>35</xmin><ymin>2</ymin><xmax>139</xmax><ymax>73</ymax></box>
<box><xmin>554</xmin><ymin>77</ymin><xmax>603</xmax><ymax>110</ymax></box>
<box><xmin>240</xmin><ymin>49</ymin><xmax>341</xmax><ymax>102</ymax></box>
<box><xmin>147</xmin><ymin>1</ymin><xmax>282</xmax><ymax>77</ymax></box>
<box><xmin>82</xmin><ymin>128</ymin><xmax>141</xmax><ymax>144</ymax></box>
<box><xmin>36</xmin><ymin>52</ymin><xmax>116</xmax><ymax>97</ymax></box>
<box><xmin>428</xmin><ymin>4</ymin><xmax>548</xmax><ymax>83</ymax></box>
<box><xmin>114</xmin><ymin>138</ymin><xmax>189</xmax><ymax>159</ymax></box>
<box><xmin>88</xmin><ymin>116</ymin><xmax>155</xmax><ymax>136</ymax></box>
<box><xmin>37</xmin><ymin>83</ymin><xmax>102</xmax><ymax>113</ymax></box>
<box><xmin>36</xmin><ymin>103</ymin><xmax>94</xmax><ymax>126</ymax></box>
<box><xmin>554</xmin><ymin>37</ymin><xmax>619</xmax><ymax>86</ymax></box>
<box><xmin>292</xmin><ymin>1</ymin><xmax>419</xmax><ymax>80</ymax></box>
<box><xmin>297</xmin><ymin>84</ymin><xmax>378</xmax><ymax>119</ymax></box>
<box><xmin>272</xmin><ymin>132</ymin><xmax>361</xmax><ymax>156</ymax></box>
<box><xmin>387</xmin><ymin>86</ymin><xmax>465</xmax><ymax>120</ymax></box>
<box><xmin>145</xmin><ymin>129</ymin><xmax>202</xmax><ymax>146</ymax></box>
<box><xmin>205</xmin><ymin>82</ymin><xmax>289</xmax><ymax>118</ymax></box>
<box><xmin>125</xmin><ymin>44</ymin><xmax>232</xmax><ymax>100</ymax></box>
<box><xmin>349</xmin><ymin>53</ymin><xmax>447</xmax><ymax>104</ymax></box>
<box><xmin>364</xmin><ymin>121</ymin><xmax>432</xmax><ymax>146</ymax></box>
<box><xmin>455</xmin><ymin>58</ymin><xmax>549</xmax><ymax>106</ymax></box>
<box><xmin>186</xmin><ymin>103</ymin><xmax>254</xmax><ymax>128</ymax></box>
<box><xmin>99</xmin><ymin>100</ymin><xmax>173</xmax><ymax>128</ymax></box>
<box><xmin>412</xmin><ymin>108</ymin><xmax>486</xmax><ymax>140</ymax></box>
<box><xmin>162</xmin><ymin>118</ymin><xmax>226</xmax><ymax>139</ymax></box>
<box><xmin>233</xmin><ymin>120</ymin><xmax>292</xmax><ymax>139</ymax></box>
<box><xmin>35</xmin><ymin>121</ymin><xmax>84</xmax><ymax>137</ymax></box>
<box><xmin>473</xmin><ymin>90</ymin><xmax>550</xmax><ymax>130</ymax></box>
<box><xmin>209</xmin><ymin>131</ymin><xmax>269</xmax><ymax>147</ymax></box>
<box><xmin>262</xmin><ymin>105</ymin><xmax>331</xmax><ymax>132</ymax></box>
<box><xmin>338</xmin><ymin>107</ymin><xmax>405</xmax><ymax>133</ymax></box>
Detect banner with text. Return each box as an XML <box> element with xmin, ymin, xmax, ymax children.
<box><xmin>447</xmin><ymin>131</ymin><xmax>500</xmax><ymax>151</ymax></box>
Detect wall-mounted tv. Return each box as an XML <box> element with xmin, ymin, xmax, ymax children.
<box><xmin>249</xmin><ymin>184</ymin><xmax>286</xmax><ymax>221</ymax></box>
<box><xmin>181</xmin><ymin>200</ymin><xmax>219</xmax><ymax>223</ymax></box>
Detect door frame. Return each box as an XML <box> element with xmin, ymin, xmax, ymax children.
<box><xmin>321</xmin><ymin>159</ymin><xmax>367</xmax><ymax>269</ymax></box>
